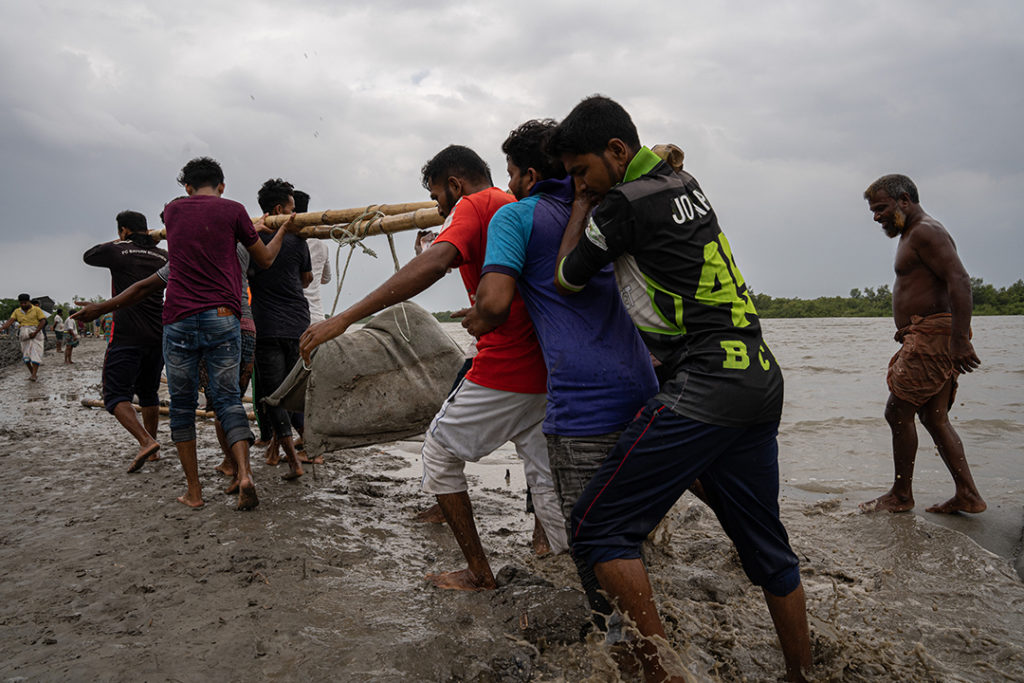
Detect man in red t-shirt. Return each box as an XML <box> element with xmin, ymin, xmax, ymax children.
<box><xmin>301</xmin><ymin>145</ymin><xmax>566</xmax><ymax>590</ymax></box>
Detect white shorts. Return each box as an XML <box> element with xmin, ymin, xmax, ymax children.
<box><xmin>421</xmin><ymin>378</ymin><xmax>568</xmax><ymax>553</ymax></box>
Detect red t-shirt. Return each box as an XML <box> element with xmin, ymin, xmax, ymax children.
<box><xmin>433</xmin><ymin>187</ymin><xmax>547</xmax><ymax>394</ymax></box>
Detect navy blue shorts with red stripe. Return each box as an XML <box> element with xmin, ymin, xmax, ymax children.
<box><xmin>570</xmin><ymin>399</ymin><xmax>801</xmax><ymax>597</ymax></box>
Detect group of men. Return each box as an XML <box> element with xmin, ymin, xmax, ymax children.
<box><xmin>295</xmin><ymin>95</ymin><xmax>982</xmax><ymax>681</ymax></box>
<box><xmin>74</xmin><ymin>163</ymin><xmax>333</xmax><ymax>509</ymax></box>
<box><xmin>45</xmin><ymin>92</ymin><xmax>983</xmax><ymax>681</ymax></box>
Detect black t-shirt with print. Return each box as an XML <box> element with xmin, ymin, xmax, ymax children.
<box><xmin>560</xmin><ymin>160</ymin><xmax>783</xmax><ymax>427</ymax></box>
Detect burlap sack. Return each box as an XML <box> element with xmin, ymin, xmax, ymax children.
<box><xmin>300</xmin><ymin>302</ymin><xmax>465</xmax><ymax>456</ymax></box>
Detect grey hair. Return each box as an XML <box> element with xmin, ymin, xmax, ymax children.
<box><xmin>865</xmin><ymin>174</ymin><xmax>919</xmax><ymax>203</ymax></box>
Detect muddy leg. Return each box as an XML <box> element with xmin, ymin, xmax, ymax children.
<box><xmin>593</xmin><ymin>558</ymin><xmax>686</xmax><ymax>683</ymax></box>
<box><xmin>174</xmin><ymin>439</ymin><xmax>204</xmax><ymax>508</ymax></box>
<box><xmin>230</xmin><ymin>439</ymin><xmax>258</xmax><ymax>511</ymax></box>
<box><xmin>426</xmin><ymin>492</ymin><xmax>496</xmax><ymax>590</ymax></box>
<box><xmin>213</xmin><ymin>419</ymin><xmax>236</xmax><ymax>478</ymax></box>
<box><xmin>113</xmin><ymin>401</ymin><xmax>160</xmax><ymax>473</ymax></box>
<box><xmin>861</xmin><ymin>393</ymin><xmax>917</xmax><ymax>512</ymax></box>
<box><xmin>141</xmin><ymin>405</ymin><xmax>160</xmax><ymax>460</ymax></box>
<box><xmin>279</xmin><ymin>434</ymin><xmax>304</xmax><ymax>481</ymax></box>
<box><xmin>919</xmin><ymin>380</ymin><xmax>986</xmax><ymax>513</ymax></box>
<box><xmin>764</xmin><ymin>584</ymin><xmax>813</xmax><ymax>683</ymax></box>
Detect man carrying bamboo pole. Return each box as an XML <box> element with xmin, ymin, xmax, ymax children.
<box><xmin>300</xmin><ymin>145</ymin><xmax>567</xmax><ymax>590</ymax></box>
<box><xmin>249</xmin><ymin>178</ymin><xmax>309</xmax><ymax>481</ymax></box>
<box><xmin>82</xmin><ymin>210</ymin><xmax>168</xmax><ymax>473</ymax></box>
<box><xmin>160</xmin><ymin>156</ymin><xmax>298</xmax><ymax>510</ymax></box>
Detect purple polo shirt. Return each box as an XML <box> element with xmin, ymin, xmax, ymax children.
<box><xmin>161</xmin><ymin>195</ymin><xmax>259</xmax><ymax>325</ymax></box>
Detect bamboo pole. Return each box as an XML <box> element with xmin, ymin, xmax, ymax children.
<box><xmin>149</xmin><ymin>201</ymin><xmax>439</xmax><ymax>242</ymax></box>
<box><xmin>147</xmin><ymin>143</ymin><xmax>681</xmax><ymax>243</ymax></box>
<box><xmin>260</xmin><ymin>201</ymin><xmax>437</xmax><ymax>229</ymax></box>
<box><xmin>81</xmin><ymin>398</ymin><xmax>256</xmax><ymax>421</ymax></box>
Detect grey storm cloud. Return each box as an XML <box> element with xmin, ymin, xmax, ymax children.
<box><xmin>0</xmin><ymin>0</ymin><xmax>1021</xmax><ymax>311</ymax></box>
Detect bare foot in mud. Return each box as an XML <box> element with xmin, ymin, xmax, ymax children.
<box><xmin>927</xmin><ymin>493</ymin><xmax>987</xmax><ymax>514</ymax></box>
<box><xmin>176</xmin><ymin>493</ymin><xmax>204</xmax><ymax>508</ymax></box>
<box><xmin>282</xmin><ymin>457</ymin><xmax>304</xmax><ymax>481</ymax></box>
<box><xmin>215</xmin><ymin>460</ymin><xmax>236</xmax><ymax>478</ymax></box>
<box><xmin>225</xmin><ymin>478</ymin><xmax>239</xmax><ymax>494</ymax></box>
<box><xmin>298</xmin><ymin>452</ymin><xmax>323</xmax><ymax>465</ymax></box>
<box><xmin>414</xmin><ymin>503</ymin><xmax>446</xmax><ymax>524</ymax></box>
<box><xmin>148</xmin><ymin>452</ymin><xmax>160</xmax><ymax>461</ymax></box>
<box><xmin>236</xmin><ymin>477</ymin><xmax>259</xmax><ymax>510</ymax></box>
<box><xmin>859</xmin><ymin>491</ymin><xmax>914</xmax><ymax>513</ymax></box>
<box><xmin>127</xmin><ymin>442</ymin><xmax>160</xmax><ymax>473</ymax></box>
<box><xmin>425</xmin><ymin>568</ymin><xmax>496</xmax><ymax>591</ymax></box>
<box><xmin>265</xmin><ymin>439</ymin><xmax>280</xmax><ymax>466</ymax></box>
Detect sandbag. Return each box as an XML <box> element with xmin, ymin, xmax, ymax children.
<box><xmin>302</xmin><ymin>301</ymin><xmax>465</xmax><ymax>456</ymax></box>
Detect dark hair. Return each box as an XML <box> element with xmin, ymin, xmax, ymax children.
<box><xmin>257</xmin><ymin>178</ymin><xmax>294</xmax><ymax>214</ymax></box>
<box><xmin>502</xmin><ymin>119</ymin><xmax>566</xmax><ymax>181</ymax></box>
<box><xmin>547</xmin><ymin>95</ymin><xmax>640</xmax><ymax>157</ymax></box>
<box><xmin>116</xmin><ymin>210</ymin><xmax>148</xmax><ymax>233</ymax></box>
<box><xmin>17</xmin><ymin>293</ymin><xmax>30</xmax><ymax>302</ymax></box>
<box><xmin>293</xmin><ymin>190</ymin><xmax>310</xmax><ymax>213</ymax></box>
<box><xmin>159</xmin><ymin>196</ymin><xmax>188</xmax><ymax>225</ymax></box>
<box><xmin>420</xmin><ymin>145</ymin><xmax>492</xmax><ymax>190</ymax></box>
<box><xmin>864</xmin><ymin>174</ymin><xmax>920</xmax><ymax>204</ymax></box>
<box><xmin>177</xmin><ymin>156</ymin><xmax>224</xmax><ymax>190</ymax></box>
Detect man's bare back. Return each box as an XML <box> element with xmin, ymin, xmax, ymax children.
<box><xmin>861</xmin><ymin>174</ymin><xmax>984</xmax><ymax>515</ymax></box>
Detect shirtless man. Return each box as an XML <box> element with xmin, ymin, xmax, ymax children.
<box><xmin>861</xmin><ymin>174</ymin><xmax>985</xmax><ymax>515</ymax></box>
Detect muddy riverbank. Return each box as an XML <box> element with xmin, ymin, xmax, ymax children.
<box><xmin>1</xmin><ymin>338</ymin><xmax>1022</xmax><ymax>681</ymax></box>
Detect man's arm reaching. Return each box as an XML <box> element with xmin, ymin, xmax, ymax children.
<box><xmin>248</xmin><ymin>213</ymin><xmax>300</xmax><ymax>269</ymax></box>
<box><xmin>72</xmin><ymin>272</ymin><xmax>166</xmax><ymax>324</ymax></box>
<box><xmin>299</xmin><ymin>241</ymin><xmax>459</xmax><ymax>361</ymax></box>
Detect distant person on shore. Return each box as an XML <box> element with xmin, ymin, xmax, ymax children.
<box><xmin>460</xmin><ymin>118</ymin><xmax>658</xmax><ymax>634</ymax></box>
<box><xmin>159</xmin><ymin>156</ymin><xmax>298</xmax><ymax>510</ymax></box>
<box><xmin>549</xmin><ymin>96</ymin><xmax>811</xmax><ymax>682</ymax></box>
<box><xmin>52</xmin><ymin>309</ymin><xmax>66</xmax><ymax>352</ymax></box>
<box><xmin>1</xmin><ymin>294</ymin><xmax>47</xmax><ymax>381</ymax></box>
<box><xmin>64</xmin><ymin>311</ymin><xmax>79</xmax><ymax>363</ymax></box>
<box><xmin>860</xmin><ymin>174</ymin><xmax>985</xmax><ymax>515</ymax></box>
<box><xmin>82</xmin><ymin>210</ymin><xmax>168</xmax><ymax>473</ymax></box>
<box><xmin>30</xmin><ymin>300</ymin><xmax>49</xmax><ymax>351</ymax></box>
<box><xmin>300</xmin><ymin>145</ymin><xmax>567</xmax><ymax>590</ymax></box>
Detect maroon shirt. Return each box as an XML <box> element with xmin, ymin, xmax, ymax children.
<box><xmin>161</xmin><ymin>195</ymin><xmax>259</xmax><ymax>325</ymax></box>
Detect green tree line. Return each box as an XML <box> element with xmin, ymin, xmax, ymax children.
<box><xmin>750</xmin><ymin>278</ymin><xmax>1024</xmax><ymax>318</ymax></box>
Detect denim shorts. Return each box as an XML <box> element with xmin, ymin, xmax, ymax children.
<box><xmin>163</xmin><ymin>308</ymin><xmax>252</xmax><ymax>446</ymax></box>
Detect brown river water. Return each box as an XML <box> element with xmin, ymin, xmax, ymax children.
<box><xmin>0</xmin><ymin>317</ymin><xmax>1021</xmax><ymax>681</ymax></box>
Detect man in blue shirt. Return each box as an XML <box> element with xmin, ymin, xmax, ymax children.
<box><xmin>461</xmin><ymin>119</ymin><xmax>658</xmax><ymax>635</ymax></box>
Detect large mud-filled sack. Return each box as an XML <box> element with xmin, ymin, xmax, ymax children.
<box><xmin>302</xmin><ymin>302</ymin><xmax>465</xmax><ymax>455</ymax></box>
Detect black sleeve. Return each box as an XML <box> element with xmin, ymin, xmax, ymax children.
<box><xmin>559</xmin><ymin>191</ymin><xmax>636</xmax><ymax>288</ymax></box>
<box><xmin>82</xmin><ymin>242</ymin><xmax>115</xmax><ymax>268</ymax></box>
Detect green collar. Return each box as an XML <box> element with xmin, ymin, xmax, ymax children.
<box><xmin>621</xmin><ymin>145</ymin><xmax>661</xmax><ymax>184</ymax></box>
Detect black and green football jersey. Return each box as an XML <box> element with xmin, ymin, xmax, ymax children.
<box><xmin>558</xmin><ymin>148</ymin><xmax>783</xmax><ymax>427</ymax></box>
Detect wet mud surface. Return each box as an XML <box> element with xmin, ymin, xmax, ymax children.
<box><xmin>2</xmin><ymin>339</ymin><xmax>1023</xmax><ymax>681</ymax></box>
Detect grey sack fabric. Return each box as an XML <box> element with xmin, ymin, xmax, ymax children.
<box><xmin>299</xmin><ymin>302</ymin><xmax>465</xmax><ymax>456</ymax></box>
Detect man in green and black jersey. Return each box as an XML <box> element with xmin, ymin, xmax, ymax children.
<box><xmin>549</xmin><ymin>96</ymin><xmax>812</xmax><ymax>682</ymax></box>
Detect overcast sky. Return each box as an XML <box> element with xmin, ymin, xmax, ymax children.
<box><xmin>2</xmin><ymin>0</ymin><xmax>1021</xmax><ymax>315</ymax></box>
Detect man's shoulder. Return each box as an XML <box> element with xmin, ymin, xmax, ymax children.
<box><xmin>465</xmin><ymin>187</ymin><xmax>515</xmax><ymax>218</ymax></box>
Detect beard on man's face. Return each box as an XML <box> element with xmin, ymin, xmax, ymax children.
<box><xmin>883</xmin><ymin>209</ymin><xmax>906</xmax><ymax>238</ymax></box>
